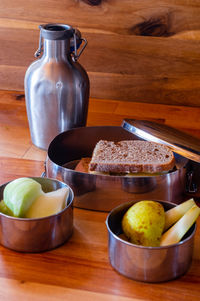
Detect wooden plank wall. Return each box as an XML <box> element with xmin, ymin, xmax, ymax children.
<box><xmin>1</xmin><ymin>0</ymin><xmax>200</xmax><ymax>106</ymax></box>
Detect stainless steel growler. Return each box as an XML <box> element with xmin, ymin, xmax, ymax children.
<box><xmin>25</xmin><ymin>23</ymin><xmax>89</xmax><ymax>150</ymax></box>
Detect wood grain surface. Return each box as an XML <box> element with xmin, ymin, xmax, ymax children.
<box><xmin>1</xmin><ymin>1</ymin><xmax>200</xmax><ymax>105</ymax></box>
<box><xmin>0</xmin><ymin>90</ymin><xmax>200</xmax><ymax>300</ymax></box>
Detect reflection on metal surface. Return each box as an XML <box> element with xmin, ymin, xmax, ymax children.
<box><xmin>25</xmin><ymin>23</ymin><xmax>89</xmax><ymax>150</ymax></box>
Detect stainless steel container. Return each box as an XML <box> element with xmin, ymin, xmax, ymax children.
<box><xmin>106</xmin><ymin>200</ymin><xmax>196</xmax><ymax>282</ymax></box>
<box><xmin>25</xmin><ymin>23</ymin><xmax>89</xmax><ymax>150</ymax></box>
<box><xmin>45</xmin><ymin>125</ymin><xmax>190</xmax><ymax>211</ymax></box>
<box><xmin>0</xmin><ymin>177</ymin><xmax>74</xmax><ymax>252</ymax></box>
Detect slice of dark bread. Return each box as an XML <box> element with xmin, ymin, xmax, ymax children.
<box><xmin>89</xmin><ymin>140</ymin><xmax>175</xmax><ymax>174</ymax></box>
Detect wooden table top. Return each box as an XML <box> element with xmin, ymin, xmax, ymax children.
<box><xmin>0</xmin><ymin>90</ymin><xmax>200</xmax><ymax>300</ymax></box>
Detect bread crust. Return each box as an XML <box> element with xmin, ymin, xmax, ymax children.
<box><xmin>89</xmin><ymin>140</ymin><xmax>175</xmax><ymax>174</ymax></box>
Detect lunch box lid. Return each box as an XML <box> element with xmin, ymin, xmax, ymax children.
<box><xmin>122</xmin><ymin>119</ymin><xmax>200</xmax><ymax>163</ymax></box>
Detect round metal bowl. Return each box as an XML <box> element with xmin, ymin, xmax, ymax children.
<box><xmin>0</xmin><ymin>177</ymin><xmax>74</xmax><ymax>252</ymax></box>
<box><xmin>46</xmin><ymin>126</ymin><xmax>188</xmax><ymax>212</ymax></box>
<box><xmin>106</xmin><ymin>200</ymin><xmax>196</xmax><ymax>283</ymax></box>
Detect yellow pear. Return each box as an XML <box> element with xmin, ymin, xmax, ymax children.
<box><xmin>122</xmin><ymin>201</ymin><xmax>165</xmax><ymax>247</ymax></box>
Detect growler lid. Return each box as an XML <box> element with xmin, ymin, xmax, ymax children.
<box><xmin>35</xmin><ymin>23</ymin><xmax>86</xmax><ymax>59</ymax></box>
<box><xmin>40</xmin><ymin>23</ymin><xmax>74</xmax><ymax>40</ymax></box>
<box><xmin>122</xmin><ymin>119</ymin><xmax>200</xmax><ymax>163</ymax></box>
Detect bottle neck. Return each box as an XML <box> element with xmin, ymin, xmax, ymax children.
<box><xmin>43</xmin><ymin>39</ymin><xmax>70</xmax><ymax>60</ymax></box>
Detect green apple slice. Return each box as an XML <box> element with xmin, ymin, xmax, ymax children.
<box><xmin>25</xmin><ymin>187</ymin><xmax>69</xmax><ymax>218</ymax></box>
<box><xmin>3</xmin><ymin>178</ymin><xmax>43</xmax><ymax>217</ymax></box>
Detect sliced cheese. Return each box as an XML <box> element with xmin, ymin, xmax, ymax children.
<box><xmin>25</xmin><ymin>187</ymin><xmax>69</xmax><ymax>218</ymax></box>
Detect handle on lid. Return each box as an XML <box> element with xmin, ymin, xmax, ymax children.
<box><xmin>35</xmin><ymin>30</ymin><xmax>43</xmax><ymax>57</ymax></box>
<box><xmin>71</xmin><ymin>34</ymin><xmax>88</xmax><ymax>62</ymax></box>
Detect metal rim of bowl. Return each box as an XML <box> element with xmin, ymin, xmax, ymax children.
<box><xmin>0</xmin><ymin>177</ymin><xmax>74</xmax><ymax>221</ymax></box>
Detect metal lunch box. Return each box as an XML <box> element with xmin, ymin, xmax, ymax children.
<box><xmin>45</xmin><ymin>119</ymin><xmax>200</xmax><ymax>212</ymax></box>
<box><xmin>0</xmin><ymin>177</ymin><xmax>74</xmax><ymax>252</ymax></box>
<box><xmin>106</xmin><ymin>200</ymin><xmax>196</xmax><ymax>282</ymax></box>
